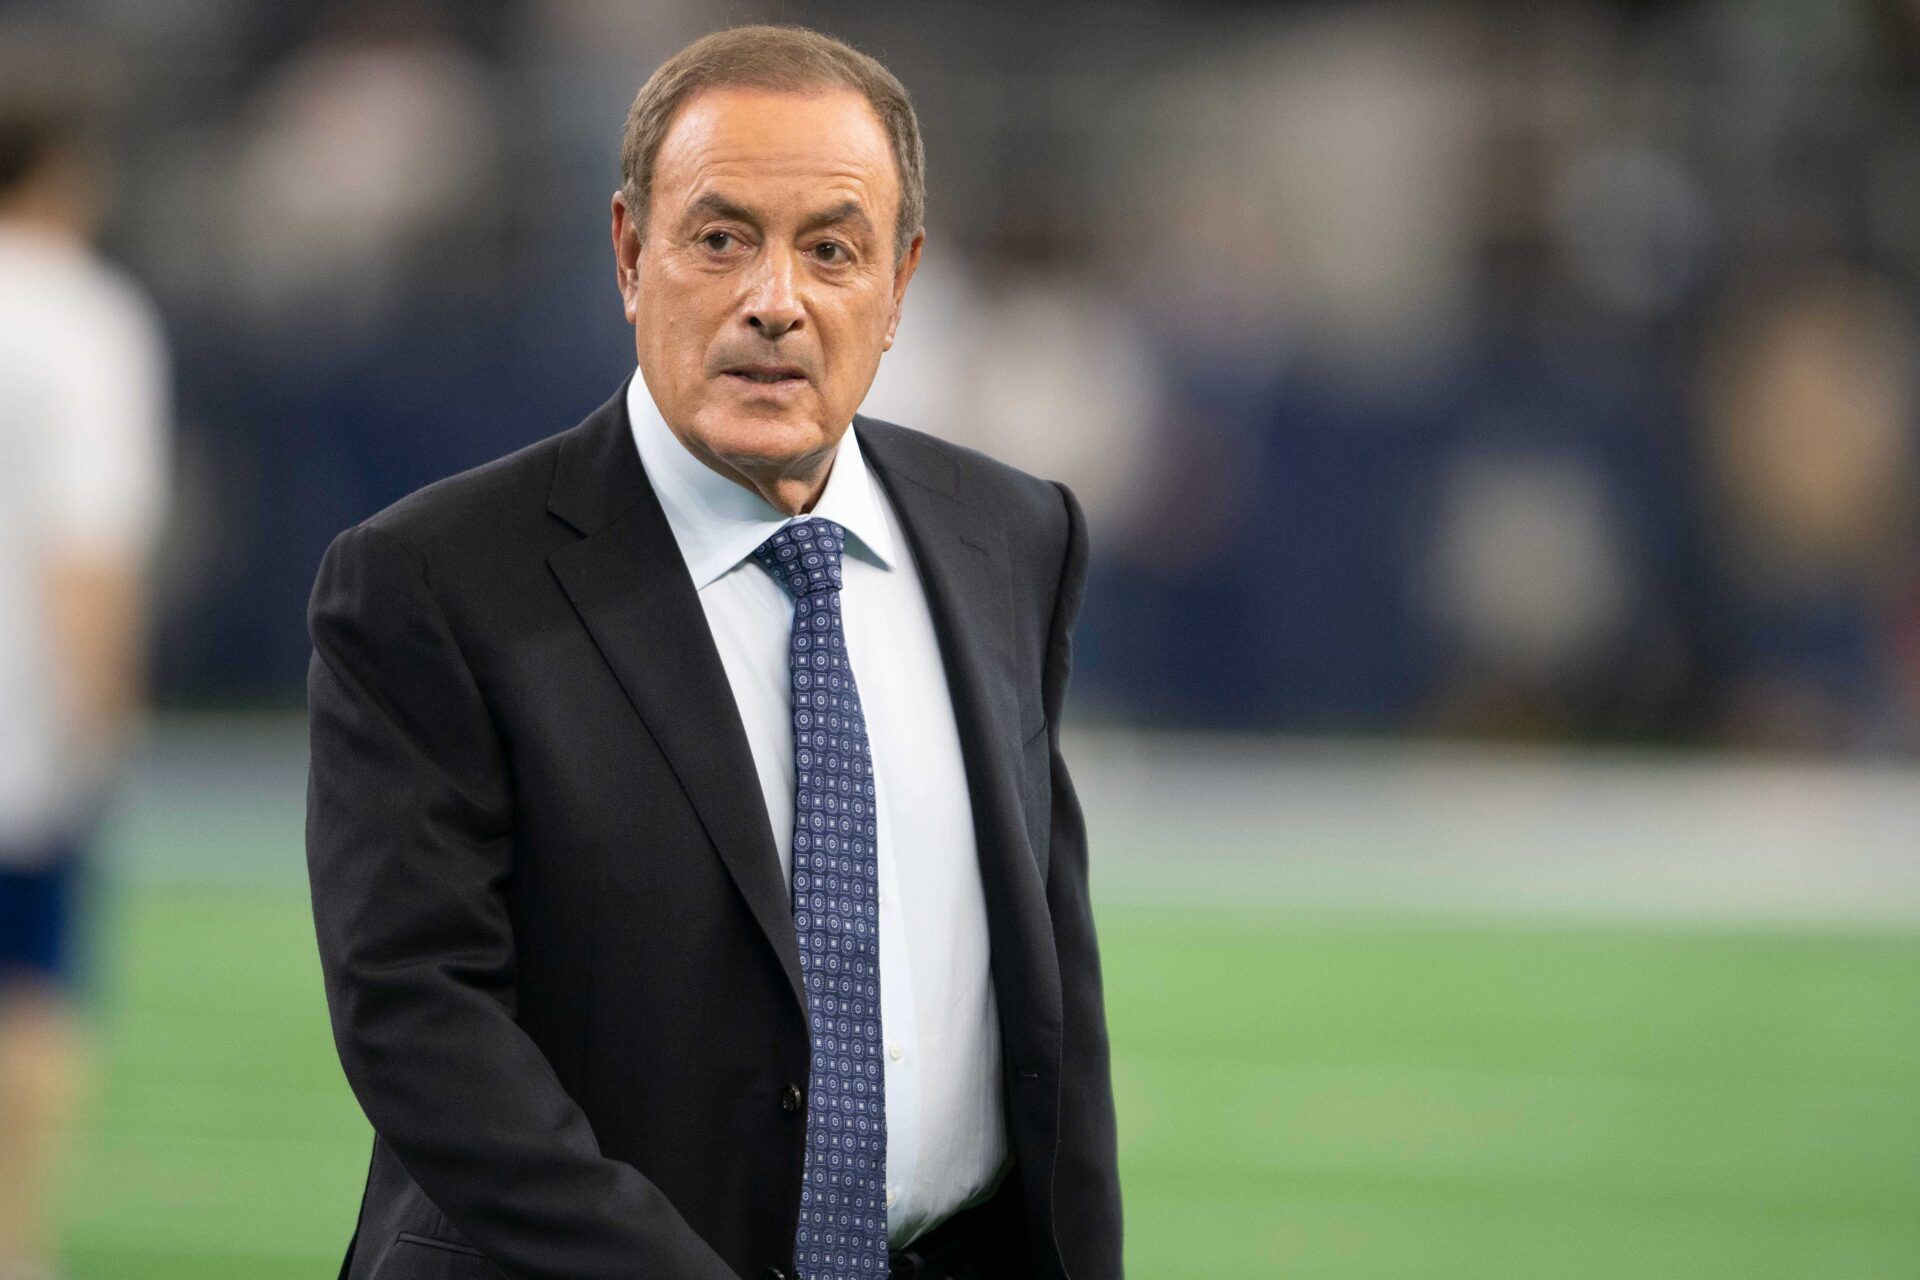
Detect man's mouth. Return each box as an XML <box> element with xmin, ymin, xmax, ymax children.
<box><xmin>724</xmin><ymin>365</ymin><xmax>808</xmax><ymax>385</ymax></box>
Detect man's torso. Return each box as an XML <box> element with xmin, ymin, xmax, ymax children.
<box><xmin>312</xmin><ymin>385</ymin><xmax>1075</xmax><ymax>1278</ymax></box>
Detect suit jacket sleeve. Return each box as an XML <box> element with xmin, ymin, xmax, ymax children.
<box><xmin>1040</xmin><ymin>482</ymin><xmax>1125</xmax><ymax>1278</ymax></box>
<box><xmin>305</xmin><ymin>521</ymin><xmax>738</xmax><ymax>1280</ymax></box>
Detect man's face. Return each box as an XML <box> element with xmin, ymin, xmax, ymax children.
<box><xmin>613</xmin><ymin>86</ymin><xmax>922</xmax><ymax>503</ymax></box>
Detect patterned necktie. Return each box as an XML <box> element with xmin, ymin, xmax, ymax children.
<box><xmin>750</xmin><ymin>518</ymin><xmax>888</xmax><ymax>1279</ymax></box>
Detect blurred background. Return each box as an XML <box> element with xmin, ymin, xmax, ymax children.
<box><xmin>2</xmin><ymin>0</ymin><xmax>1918</xmax><ymax>1276</ymax></box>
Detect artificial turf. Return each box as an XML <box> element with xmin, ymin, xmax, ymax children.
<box><xmin>53</xmin><ymin>888</ymin><xmax>1920</xmax><ymax>1278</ymax></box>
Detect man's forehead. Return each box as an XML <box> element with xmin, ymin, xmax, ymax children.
<box><xmin>657</xmin><ymin>85</ymin><xmax>895</xmax><ymax>185</ymax></box>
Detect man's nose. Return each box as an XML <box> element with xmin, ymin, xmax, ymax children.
<box><xmin>744</xmin><ymin>246</ymin><xmax>804</xmax><ymax>339</ymax></box>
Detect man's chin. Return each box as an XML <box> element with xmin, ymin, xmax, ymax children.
<box><xmin>692</xmin><ymin>408</ymin><xmax>843</xmax><ymax>473</ymax></box>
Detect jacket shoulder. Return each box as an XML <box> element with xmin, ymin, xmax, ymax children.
<box><xmin>336</xmin><ymin>419</ymin><xmax>583</xmax><ymax>584</ymax></box>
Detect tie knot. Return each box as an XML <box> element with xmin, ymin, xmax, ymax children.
<box><xmin>751</xmin><ymin>517</ymin><xmax>848</xmax><ymax>598</ymax></box>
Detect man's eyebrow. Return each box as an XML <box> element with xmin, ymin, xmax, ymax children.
<box><xmin>683</xmin><ymin>191</ymin><xmax>759</xmax><ymax>227</ymax></box>
<box><xmin>681</xmin><ymin>192</ymin><xmax>878</xmax><ymax>241</ymax></box>
<box><xmin>799</xmin><ymin>199</ymin><xmax>875</xmax><ymax>239</ymax></box>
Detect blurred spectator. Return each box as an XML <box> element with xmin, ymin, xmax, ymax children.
<box><xmin>223</xmin><ymin>2</ymin><xmax>505</xmax><ymax>343</ymax></box>
<box><xmin>857</xmin><ymin>235</ymin><xmax>991</xmax><ymax>449</ymax></box>
<box><xmin>0</xmin><ymin>49</ymin><xmax>172</xmax><ymax>1280</ymax></box>
<box><xmin>906</xmin><ymin>263</ymin><xmax>1163</xmax><ymax>544</ymax></box>
<box><xmin>1696</xmin><ymin>265</ymin><xmax>1920</xmax><ymax>752</ymax></box>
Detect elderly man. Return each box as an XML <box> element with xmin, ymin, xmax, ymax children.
<box><xmin>306</xmin><ymin>24</ymin><xmax>1120</xmax><ymax>1280</ymax></box>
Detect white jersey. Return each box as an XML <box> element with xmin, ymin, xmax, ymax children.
<box><xmin>0</xmin><ymin>224</ymin><xmax>170</xmax><ymax>859</ymax></box>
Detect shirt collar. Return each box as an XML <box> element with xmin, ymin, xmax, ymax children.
<box><xmin>626</xmin><ymin>369</ymin><xmax>897</xmax><ymax>591</ymax></box>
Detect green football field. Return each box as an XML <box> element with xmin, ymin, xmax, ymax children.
<box><xmin>52</xmin><ymin>885</ymin><xmax>1920</xmax><ymax>1279</ymax></box>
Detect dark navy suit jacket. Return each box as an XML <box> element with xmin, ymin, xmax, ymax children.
<box><xmin>304</xmin><ymin>383</ymin><xmax>1122</xmax><ymax>1279</ymax></box>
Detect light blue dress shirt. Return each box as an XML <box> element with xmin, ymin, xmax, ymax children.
<box><xmin>625</xmin><ymin>373</ymin><xmax>1011</xmax><ymax>1247</ymax></box>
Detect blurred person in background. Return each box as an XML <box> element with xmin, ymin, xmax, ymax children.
<box><xmin>1695</xmin><ymin>266</ymin><xmax>1920</xmax><ymax>753</ymax></box>
<box><xmin>224</xmin><ymin>0</ymin><xmax>504</xmax><ymax>344</ymax></box>
<box><xmin>0</xmin><ymin>57</ymin><xmax>171</xmax><ymax>1280</ymax></box>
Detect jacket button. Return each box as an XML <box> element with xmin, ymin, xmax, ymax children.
<box><xmin>780</xmin><ymin>1083</ymin><xmax>804</xmax><ymax>1115</ymax></box>
<box><xmin>763</xmin><ymin>1269</ymin><xmax>790</xmax><ymax>1280</ymax></box>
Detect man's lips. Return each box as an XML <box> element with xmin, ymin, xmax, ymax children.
<box><xmin>722</xmin><ymin>365</ymin><xmax>809</xmax><ymax>385</ymax></box>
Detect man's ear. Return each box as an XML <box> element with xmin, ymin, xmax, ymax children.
<box><xmin>611</xmin><ymin>191</ymin><xmax>643</xmax><ymax>322</ymax></box>
<box><xmin>885</xmin><ymin>228</ymin><xmax>925</xmax><ymax>350</ymax></box>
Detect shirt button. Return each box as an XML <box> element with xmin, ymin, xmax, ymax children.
<box><xmin>888</xmin><ymin>1042</ymin><xmax>903</xmax><ymax>1061</ymax></box>
<box><xmin>780</xmin><ymin>1083</ymin><xmax>803</xmax><ymax>1115</ymax></box>
<box><xmin>885</xmin><ymin>1186</ymin><xmax>897</xmax><ymax>1208</ymax></box>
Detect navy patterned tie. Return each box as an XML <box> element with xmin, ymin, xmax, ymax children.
<box><xmin>751</xmin><ymin>518</ymin><xmax>888</xmax><ymax>1279</ymax></box>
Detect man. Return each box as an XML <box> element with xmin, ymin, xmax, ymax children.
<box><xmin>306</xmin><ymin>25</ymin><xmax>1120</xmax><ymax>1280</ymax></box>
<box><xmin>0</xmin><ymin>64</ymin><xmax>171</xmax><ymax>1280</ymax></box>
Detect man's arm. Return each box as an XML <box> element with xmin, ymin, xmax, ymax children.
<box><xmin>306</xmin><ymin>521</ymin><xmax>738</xmax><ymax>1280</ymax></box>
<box><xmin>38</xmin><ymin>284</ymin><xmax>168</xmax><ymax>774</ymax></box>
<box><xmin>46</xmin><ymin>554</ymin><xmax>150</xmax><ymax>770</ymax></box>
<box><xmin>1039</xmin><ymin>482</ymin><xmax>1124</xmax><ymax>1279</ymax></box>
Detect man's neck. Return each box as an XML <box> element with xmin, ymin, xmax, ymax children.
<box><xmin>0</xmin><ymin>199</ymin><xmax>90</xmax><ymax>247</ymax></box>
<box><xmin>0</xmin><ymin>161</ymin><xmax>97</xmax><ymax>243</ymax></box>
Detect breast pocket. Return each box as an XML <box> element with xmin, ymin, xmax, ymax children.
<box><xmin>371</xmin><ymin>1233</ymin><xmax>508</xmax><ymax>1280</ymax></box>
<box><xmin>1019</xmin><ymin>718</ymin><xmax>1052</xmax><ymax>879</ymax></box>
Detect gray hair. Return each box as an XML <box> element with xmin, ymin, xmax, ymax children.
<box><xmin>619</xmin><ymin>24</ymin><xmax>926</xmax><ymax>261</ymax></box>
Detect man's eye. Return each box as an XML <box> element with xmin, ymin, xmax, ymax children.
<box><xmin>814</xmin><ymin>241</ymin><xmax>848</xmax><ymax>263</ymax></box>
<box><xmin>701</xmin><ymin>231</ymin><xmax>736</xmax><ymax>252</ymax></box>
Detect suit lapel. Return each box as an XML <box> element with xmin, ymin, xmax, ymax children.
<box><xmin>545</xmin><ymin>388</ymin><xmax>805</xmax><ymax>1015</ymax></box>
<box><xmin>857</xmin><ymin>417</ymin><xmax>1066</xmax><ymax>1077</ymax></box>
